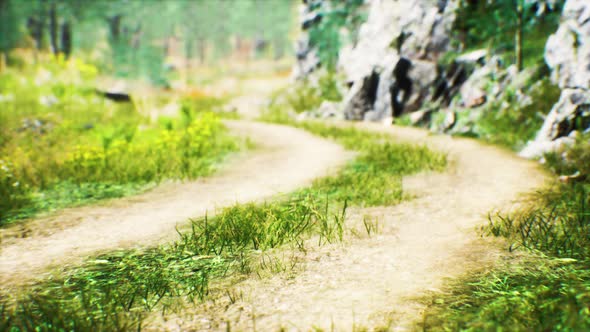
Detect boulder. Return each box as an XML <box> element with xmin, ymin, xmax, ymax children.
<box><xmin>455</xmin><ymin>49</ymin><xmax>487</xmax><ymax>64</ymax></box>
<box><xmin>292</xmin><ymin>1</ymin><xmax>325</xmax><ymax>80</ymax></box>
<box><xmin>338</xmin><ymin>0</ymin><xmax>458</xmax><ymax>122</ymax></box>
<box><xmin>409</xmin><ymin>108</ymin><xmax>435</xmax><ymax>127</ymax></box>
<box><xmin>343</xmin><ymin>69</ymin><xmax>380</xmax><ymax>120</ymax></box>
<box><xmin>520</xmin><ymin>89</ymin><xmax>590</xmax><ymax>158</ymax></box>
<box><xmin>545</xmin><ymin>0</ymin><xmax>590</xmax><ymax>89</ymax></box>
<box><xmin>521</xmin><ymin>0</ymin><xmax>590</xmax><ymax>158</ymax></box>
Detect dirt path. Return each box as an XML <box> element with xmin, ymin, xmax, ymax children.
<box><xmin>0</xmin><ymin>120</ymin><xmax>352</xmax><ymax>288</ymax></box>
<box><xmin>157</xmin><ymin>122</ymin><xmax>549</xmax><ymax>331</ymax></box>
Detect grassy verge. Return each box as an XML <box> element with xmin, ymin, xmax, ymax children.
<box><xmin>261</xmin><ymin>104</ymin><xmax>447</xmax><ymax>207</ymax></box>
<box><xmin>0</xmin><ymin>60</ymin><xmax>241</xmax><ymax>225</ymax></box>
<box><xmin>1</xmin><ymin>118</ymin><xmax>447</xmax><ymax>331</ymax></box>
<box><xmin>422</xmin><ymin>134</ymin><xmax>590</xmax><ymax>331</ymax></box>
<box><xmin>1</xmin><ymin>195</ymin><xmax>347</xmax><ymax>331</ymax></box>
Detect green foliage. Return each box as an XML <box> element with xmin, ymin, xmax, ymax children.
<box><xmin>297</xmin><ymin>122</ymin><xmax>447</xmax><ymax>206</ymax></box>
<box><xmin>318</xmin><ymin>70</ymin><xmax>343</xmax><ymax>102</ymax></box>
<box><xmin>271</xmin><ymin>71</ymin><xmax>343</xmax><ymax>114</ymax></box>
<box><xmin>423</xmin><ymin>132</ymin><xmax>590</xmax><ymax>331</ymax></box>
<box><xmin>260</xmin><ymin>103</ymin><xmax>447</xmax><ymax>207</ymax></box>
<box><xmin>544</xmin><ymin>133</ymin><xmax>590</xmax><ymax>179</ymax></box>
<box><xmin>423</xmin><ymin>259</ymin><xmax>590</xmax><ymax>331</ymax></box>
<box><xmin>5</xmin><ymin>181</ymin><xmax>150</xmax><ymax>222</ymax></box>
<box><xmin>308</xmin><ymin>0</ymin><xmax>367</xmax><ymax>69</ymax></box>
<box><xmin>476</xmin><ymin>78</ymin><xmax>561</xmax><ymax>150</ymax></box>
<box><xmin>454</xmin><ymin>0</ymin><xmax>562</xmax><ymax>68</ymax></box>
<box><xmin>1</xmin><ymin>103</ymin><xmax>448</xmax><ymax>330</ymax></box>
<box><xmin>487</xmin><ymin>183</ymin><xmax>590</xmax><ymax>259</ymax></box>
<box><xmin>0</xmin><ymin>0</ymin><xmax>295</xmax><ymax>81</ymax></box>
<box><xmin>285</xmin><ymin>80</ymin><xmax>324</xmax><ymax>113</ymax></box>
<box><xmin>0</xmin><ymin>64</ymin><xmax>240</xmax><ymax>225</ymax></box>
<box><xmin>1</xmin><ymin>194</ymin><xmax>347</xmax><ymax>331</ymax></box>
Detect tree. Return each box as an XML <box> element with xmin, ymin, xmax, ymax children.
<box><xmin>455</xmin><ymin>0</ymin><xmax>563</xmax><ymax>71</ymax></box>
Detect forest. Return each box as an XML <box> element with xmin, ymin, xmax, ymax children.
<box><xmin>1</xmin><ymin>0</ymin><xmax>590</xmax><ymax>331</ymax></box>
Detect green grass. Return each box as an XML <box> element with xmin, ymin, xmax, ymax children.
<box><xmin>3</xmin><ymin>181</ymin><xmax>154</xmax><ymax>223</ymax></box>
<box><xmin>1</xmin><ymin>195</ymin><xmax>348</xmax><ymax>331</ymax></box>
<box><xmin>1</xmin><ymin>110</ymin><xmax>448</xmax><ymax>331</ymax></box>
<box><xmin>422</xmin><ymin>133</ymin><xmax>590</xmax><ymax>331</ymax></box>
<box><xmin>0</xmin><ymin>62</ymin><xmax>242</xmax><ymax>225</ymax></box>
<box><xmin>470</xmin><ymin>77</ymin><xmax>561</xmax><ymax>151</ymax></box>
<box><xmin>261</xmin><ymin>111</ymin><xmax>447</xmax><ymax>207</ymax></box>
<box><xmin>422</xmin><ymin>258</ymin><xmax>590</xmax><ymax>331</ymax></box>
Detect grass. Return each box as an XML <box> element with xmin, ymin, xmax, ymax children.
<box><xmin>422</xmin><ymin>133</ymin><xmax>590</xmax><ymax>331</ymax></box>
<box><xmin>3</xmin><ymin>181</ymin><xmax>154</xmax><ymax>222</ymax></box>
<box><xmin>0</xmin><ymin>59</ymin><xmax>242</xmax><ymax>225</ymax></box>
<box><xmin>474</xmin><ymin>77</ymin><xmax>561</xmax><ymax>150</ymax></box>
<box><xmin>0</xmin><ymin>195</ymin><xmax>348</xmax><ymax>331</ymax></box>
<box><xmin>1</xmin><ymin>110</ymin><xmax>448</xmax><ymax>331</ymax></box>
<box><xmin>261</xmin><ymin>109</ymin><xmax>447</xmax><ymax>207</ymax></box>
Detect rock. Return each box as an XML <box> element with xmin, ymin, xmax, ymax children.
<box><xmin>441</xmin><ymin>110</ymin><xmax>456</xmax><ymax>132</ymax></box>
<box><xmin>96</xmin><ymin>90</ymin><xmax>132</xmax><ymax>102</ymax></box>
<box><xmin>520</xmin><ymin>89</ymin><xmax>590</xmax><ymax>158</ymax></box>
<box><xmin>292</xmin><ymin>0</ymin><xmax>325</xmax><ymax>80</ymax></box>
<box><xmin>95</xmin><ymin>81</ymin><xmax>132</xmax><ymax>103</ymax></box>
<box><xmin>339</xmin><ymin>0</ymin><xmax>457</xmax><ymax>84</ymax></box>
<box><xmin>456</xmin><ymin>55</ymin><xmax>511</xmax><ymax>109</ymax></box>
<box><xmin>338</xmin><ymin>0</ymin><xmax>458</xmax><ymax>122</ymax></box>
<box><xmin>19</xmin><ymin>118</ymin><xmax>52</xmax><ymax>135</ymax></box>
<box><xmin>343</xmin><ymin>69</ymin><xmax>380</xmax><ymax>120</ymax></box>
<box><xmin>409</xmin><ymin>108</ymin><xmax>434</xmax><ymax>126</ymax></box>
<box><xmin>545</xmin><ymin>0</ymin><xmax>590</xmax><ymax>89</ymax></box>
<box><xmin>522</xmin><ymin>0</ymin><xmax>590</xmax><ymax>158</ymax></box>
<box><xmin>559</xmin><ymin>170</ymin><xmax>583</xmax><ymax>183</ymax></box>
<box><xmin>455</xmin><ymin>49</ymin><xmax>487</xmax><ymax>64</ymax></box>
<box><xmin>317</xmin><ymin>100</ymin><xmax>341</xmax><ymax>119</ymax></box>
<box><xmin>431</xmin><ymin>60</ymin><xmax>470</xmax><ymax>107</ymax></box>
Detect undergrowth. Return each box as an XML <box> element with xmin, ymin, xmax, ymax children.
<box><xmin>261</xmin><ymin>108</ymin><xmax>447</xmax><ymax>207</ymax></box>
<box><xmin>475</xmin><ymin>78</ymin><xmax>561</xmax><ymax>150</ymax></box>
<box><xmin>0</xmin><ymin>195</ymin><xmax>347</xmax><ymax>331</ymax></box>
<box><xmin>422</xmin><ymin>133</ymin><xmax>590</xmax><ymax>331</ymax></box>
<box><xmin>0</xmin><ymin>60</ymin><xmax>240</xmax><ymax>225</ymax></box>
<box><xmin>1</xmin><ymin>108</ymin><xmax>448</xmax><ymax>331</ymax></box>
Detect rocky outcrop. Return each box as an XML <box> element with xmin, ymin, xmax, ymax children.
<box><xmin>343</xmin><ymin>69</ymin><xmax>380</xmax><ymax>120</ymax></box>
<box><xmin>292</xmin><ymin>0</ymin><xmax>324</xmax><ymax>80</ymax></box>
<box><xmin>521</xmin><ymin>0</ymin><xmax>590</xmax><ymax>158</ymax></box>
<box><xmin>337</xmin><ymin>0</ymin><xmax>460</xmax><ymax>122</ymax></box>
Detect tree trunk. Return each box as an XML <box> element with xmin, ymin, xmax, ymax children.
<box><xmin>0</xmin><ymin>52</ymin><xmax>6</xmax><ymax>72</ymax></box>
<box><xmin>185</xmin><ymin>37</ymin><xmax>192</xmax><ymax>85</ymax></box>
<box><xmin>515</xmin><ymin>0</ymin><xmax>524</xmax><ymax>71</ymax></box>
<box><xmin>60</xmin><ymin>21</ymin><xmax>71</xmax><ymax>59</ymax></box>
<box><xmin>198</xmin><ymin>38</ymin><xmax>206</xmax><ymax>64</ymax></box>
<box><xmin>108</xmin><ymin>15</ymin><xmax>122</xmax><ymax>43</ymax></box>
<box><xmin>49</xmin><ymin>1</ymin><xmax>58</xmax><ymax>55</ymax></box>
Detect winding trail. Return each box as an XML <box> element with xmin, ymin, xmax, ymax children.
<box><xmin>0</xmin><ymin>74</ymin><xmax>549</xmax><ymax>330</ymax></box>
<box><xmin>156</xmin><ymin>122</ymin><xmax>549</xmax><ymax>331</ymax></box>
<box><xmin>0</xmin><ymin>121</ymin><xmax>352</xmax><ymax>287</ymax></box>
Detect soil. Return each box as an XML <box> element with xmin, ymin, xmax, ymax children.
<box><xmin>151</xmin><ymin>122</ymin><xmax>549</xmax><ymax>331</ymax></box>
<box><xmin>0</xmin><ymin>77</ymin><xmax>352</xmax><ymax>289</ymax></box>
<box><xmin>0</xmin><ymin>77</ymin><xmax>549</xmax><ymax>331</ymax></box>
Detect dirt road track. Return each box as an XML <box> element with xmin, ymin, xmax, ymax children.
<box><xmin>0</xmin><ymin>120</ymin><xmax>352</xmax><ymax>288</ymax></box>
<box><xmin>156</xmin><ymin>122</ymin><xmax>549</xmax><ymax>331</ymax></box>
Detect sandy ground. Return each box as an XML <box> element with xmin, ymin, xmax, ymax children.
<box><xmin>153</xmin><ymin>122</ymin><xmax>549</xmax><ymax>331</ymax></box>
<box><xmin>0</xmin><ymin>124</ymin><xmax>352</xmax><ymax>289</ymax></box>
